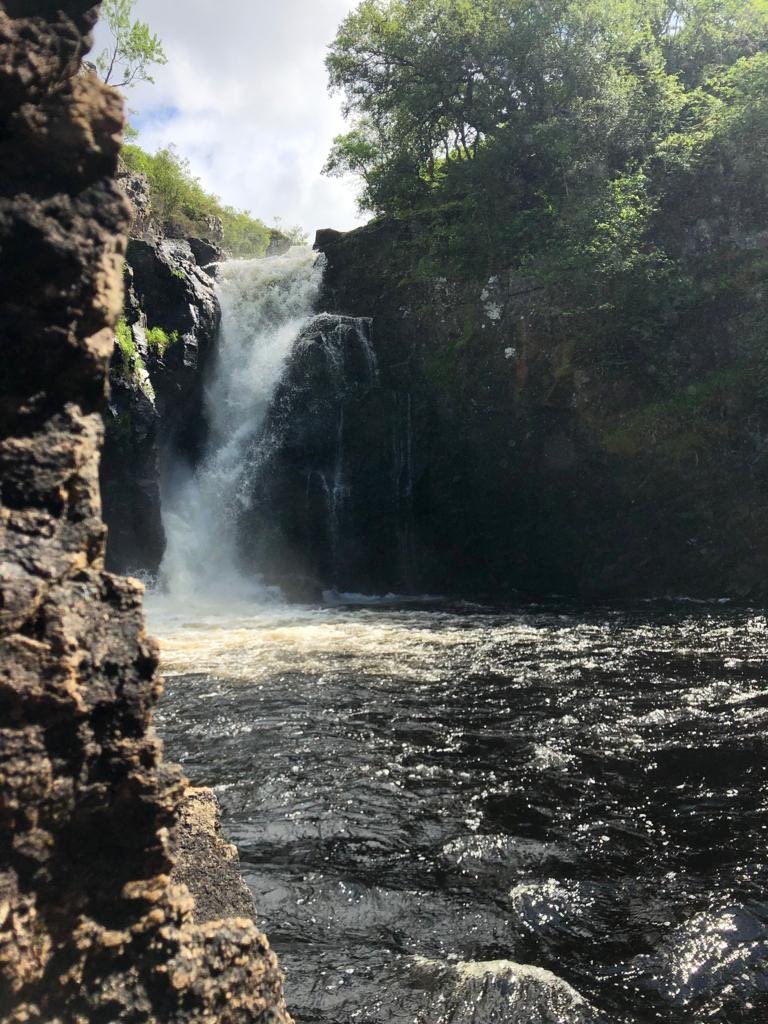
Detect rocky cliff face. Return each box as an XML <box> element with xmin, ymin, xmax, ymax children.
<box><xmin>236</xmin><ymin>313</ymin><xmax>399</xmax><ymax>599</ymax></box>
<box><xmin>309</xmin><ymin>218</ymin><xmax>768</xmax><ymax>601</ymax></box>
<box><xmin>0</xmin><ymin>5</ymin><xmax>290</xmax><ymax>1022</ymax></box>
<box><xmin>101</xmin><ymin>225</ymin><xmax>221</xmax><ymax>576</ymax></box>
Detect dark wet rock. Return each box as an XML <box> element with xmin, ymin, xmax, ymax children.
<box><xmin>101</xmin><ymin>235</ymin><xmax>221</xmax><ymax>575</ymax></box>
<box><xmin>102</xmin><ymin>368</ymin><xmax>166</xmax><ymax>575</ymax></box>
<box><xmin>0</xmin><ymin>5</ymin><xmax>290</xmax><ymax>1022</ymax></box>
<box><xmin>236</xmin><ymin>313</ymin><xmax>400</xmax><ymax>593</ymax></box>
<box><xmin>314</xmin><ymin>220</ymin><xmax>768</xmax><ymax>601</ymax></box>
<box><xmin>276</xmin><ymin>572</ymin><xmax>325</xmax><ymax>604</ymax></box>
<box><xmin>188</xmin><ymin>236</ymin><xmax>223</xmax><ymax>271</ymax></box>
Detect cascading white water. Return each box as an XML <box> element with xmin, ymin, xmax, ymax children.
<box><xmin>159</xmin><ymin>247</ymin><xmax>324</xmax><ymax>602</ymax></box>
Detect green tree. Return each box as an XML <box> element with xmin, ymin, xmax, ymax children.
<box><xmin>326</xmin><ymin>1</ymin><xmax>666</xmax><ymax>213</ymax></box>
<box><xmin>325</xmin><ymin>0</ymin><xmax>768</xmax><ymax>219</ymax></box>
<box><xmin>662</xmin><ymin>0</ymin><xmax>768</xmax><ymax>85</ymax></box>
<box><xmin>96</xmin><ymin>0</ymin><xmax>167</xmax><ymax>89</ymax></box>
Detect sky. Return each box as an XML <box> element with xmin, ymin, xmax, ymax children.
<box><xmin>93</xmin><ymin>1</ymin><xmax>364</xmax><ymax>237</ymax></box>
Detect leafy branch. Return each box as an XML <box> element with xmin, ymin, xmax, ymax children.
<box><xmin>96</xmin><ymin>0</ymin><xmax>167</xmax><ymax>89</ymax></box>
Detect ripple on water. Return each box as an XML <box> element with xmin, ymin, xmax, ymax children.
<box><xmin>621</xmin><ymin>904</ymin><xmax>768</xmax><ymax>1016</ymax></box>
<box><xmin>148</xmin><ymin>600</ymin><xmax>768</xmax><ymax>1023</ymax></box>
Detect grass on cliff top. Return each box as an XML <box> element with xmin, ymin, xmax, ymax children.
<box><xmin>122</xmin><ymin>143</ymin><xmax>290</xmax><ymax>257</ymax></box>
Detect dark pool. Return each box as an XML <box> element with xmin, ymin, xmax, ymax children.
<box><xmin>150</xmin><ymin>602</ymin><xmax>768</xmax><ymax>1023</ymax></box>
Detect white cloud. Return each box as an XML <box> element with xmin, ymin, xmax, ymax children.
<box><xmin>93</xmin><ymin>0</ymin><xmax>365</xmax><ymax>237</ymax></box>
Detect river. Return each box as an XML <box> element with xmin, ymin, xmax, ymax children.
<box><xmin>146</xmin><ymin>597</ymin><xmax>768</xmax><ymax>1024</ymax></box>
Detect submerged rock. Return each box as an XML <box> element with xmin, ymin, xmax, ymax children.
<box><xmin>622</xmin><ymin>905</ymin><xmax>768</xmax><ymax>1017</ymax></box>
<box><xmin>406</xmin><ymin>957</ymin><xmax>601</xmax><ymax>1023</ymax></box>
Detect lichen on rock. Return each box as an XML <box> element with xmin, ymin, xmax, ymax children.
<box><xmin>0</xmin><ymin>4</ymin><xmax>290</xmax><ymax>1022</ymax></box>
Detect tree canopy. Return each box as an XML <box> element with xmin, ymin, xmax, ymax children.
<box><xmin>324</xmin><ymin>0</ymin><xmax>768</xmax><ymax>428</ymax></box>
<box><xmin>325</xmin><ymin>0</ymin><xmax>768</xmax><ymax>221</ymax></box>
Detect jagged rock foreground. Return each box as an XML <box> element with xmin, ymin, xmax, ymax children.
<box><xmin>0</xmin><ymin>4</ymin><xmax>290</xmax><ymax>1022</ymax></box>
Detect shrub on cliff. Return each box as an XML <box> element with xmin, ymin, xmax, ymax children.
<box><xmin>116</xmin><ymin>316</ymin><xmax>136</xmax><ymax>361</ymax></box>
<box><xmin>146</xmin><ymin>325</ymin><xmax>179</xmax><ymax>355</ymax></box>
<box><xmin>122</xmin><ymin>143</ymin><xmax>272</xmax><ymax>256</ymax></box>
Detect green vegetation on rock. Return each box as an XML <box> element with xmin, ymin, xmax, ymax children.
<box><xmin>113</xmin><ymin>313</ymin><xmax>159</xmax><ymax>397</ymax></box>
<box><xmin>146</xmin><ymin>326</ymin><xmax>179</xmax><ymax>356</ymax></box>
<box><xmin>115</xmin><ymin>316</ymin><xmax>136</xmax><ymax>362</ymax></box>
<box><xmin>122</xmin><ymin>143</ymin><xmax>274</xmax><ymax>257</ymax></box>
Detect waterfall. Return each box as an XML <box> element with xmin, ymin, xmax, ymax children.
<box><xmin>159</xmin><ymin>247</ymin><xmax>324</xmax><ymax>601</ymax></box>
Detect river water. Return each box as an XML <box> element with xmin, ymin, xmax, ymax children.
<box><xmin>146</xmin><ymin>598</ymin><xmax>768</xmax><ymax>1024</ymax></box>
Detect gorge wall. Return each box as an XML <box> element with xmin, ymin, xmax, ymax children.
<box><xmin>308</xmin><ymin>218</ymin><xmax>768</xmax><ymax>601</ymax></box>
<box><xmin>0</xmin><ymin>4</ymin><xmax>290</xmax><ymax>1021</ymax></box>
<box><xmin>103</xmin><ymin>208</ymin><xmax>768</xmax><ymax>603</ymax></box>
<box><xmin>101</xmin><ymin>225</ymin><xmax>220</xmax><ymax>577</ymax></box>
<box><xmin>94</xmin><ymin>50</ymin><xmax>768</xmax><ymax>605</ymax></box>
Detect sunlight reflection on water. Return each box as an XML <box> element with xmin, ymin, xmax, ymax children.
<box><xmin>146</xmin><ymin>598</ymin><xmax>768</xmax><ymax>1024</ymax></box>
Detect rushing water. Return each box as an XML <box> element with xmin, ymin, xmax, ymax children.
<box><xmin>147</xmin><ymin>598</ymin><xmax>768</xmax><ymax>1024</ymax></box>
<box><xmin>160</xmin><ymin>248</ymin><xmax>324</xmax><ymax>599</ymax></box>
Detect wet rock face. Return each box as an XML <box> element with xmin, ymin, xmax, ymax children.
<box><xmin>0</xmin><ymin>4</ymin><xmax>290</xmax><ymax>1022</ymax></box>
<box><xmin>313</xmin><ymin>221</ymin><xmax>608</xmax><ymax>600</ymax></box>
<box><xmin>237</xmin><ymin>313</ymin><xmax>418</xmax><ymax>596</ymax></box>
<box><xmin>315</xmin><ymin>220</ymin><xmax>768</xmax><ymax>602</ymax></box>
<box><xmin>101</xmin><ymin>235</ymin><xmax>221</xmax><ymax>575</ymax></box>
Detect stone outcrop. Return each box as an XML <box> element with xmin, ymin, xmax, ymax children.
<box><xmin>0</xmin><ymin>4</ymin><xmax>290</xmax><ymax>1022</ymax></box>
<box><xmin>407</xmin><ymin>958</ymin><xmax>600</xmax><ymax>1023</ymax></box>
<box><xmin>171</xmin><ymin>789</ymin><xmax>257</xmax><ymax>925</ymax></box>
<box><xmin>117</xmin><ymin>155</ymin><xmax>157</xmax><ymax>242</ymax></box>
